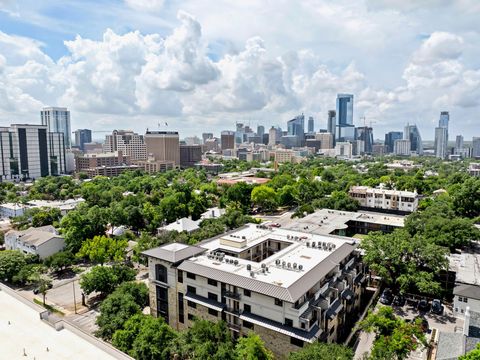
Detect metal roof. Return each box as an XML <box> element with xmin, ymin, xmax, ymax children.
<box><xmin>184</xmin><ymin>292</ymin><xmax>225</xmax><ymax>312</ymax></box>
<box><xmin>454</xmin><ymin>284</ymin><xmax>480</xmax><ymax>301</ymax></box>
<box><xmin>178</xmin><ymin>242</ymin><xmax>356</xmax><ymax>303</ymax></box>
<box><xmin>142</xmin><ymin>243</ymin><xmax>205</xmax><ymax>264</ymax></box>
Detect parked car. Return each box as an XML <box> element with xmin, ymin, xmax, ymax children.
<box><xmin>431</xmin><ymin>299</ymin><xmax>443</xmax><ymax>314</ymax></box>
<box><xmin>417</xmin><ymin>299</ymin><xmax>430</xmax><ymax>312</ymax></box>
<box><xmin>379</xmin><ymin>288</ymin><xmax>393</xmax><ymax>305</ymax></box>
<box><xmin>270</xmin><ymin>223</ymin><xmax>281</xmax><ymax>228</ymax></box>
<box><xmin>33</xmin><ymin>283</ymin><xmax>53</xmax><ymax>294</ymax></box>
<box><xmin>393</xmin><ymin>295</ymin><xmax>406</xmax><ymax>307</ymax></box>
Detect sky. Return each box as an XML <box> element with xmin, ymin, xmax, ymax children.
<box><xmin>0</xmin><ymin>0</ymin><xmax>479</xmax><ymax>140</ymax></box>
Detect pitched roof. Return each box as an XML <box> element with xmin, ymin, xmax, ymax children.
<box><xmin>142</xmin><ymin>243</ymin><xmax>205</xmax><ymax>264</ymax></box>
<box><xmin>7</xmin><ymin>226</ymin><xmax>63</xmax><ymax>247</ymax></box>
<box><xmin>454</xmin><ymin>284</ymin><xmax>480</xmax><ymax>301</ymax></box>
<box><xmin>160</xmin><ymin>218</ymin><xmax>200</xmax><ymax>233</ymax></box>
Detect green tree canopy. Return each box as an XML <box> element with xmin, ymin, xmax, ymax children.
<box><xmin>288</xmin><ymin>342</ymin><xmax>353</xmax><ymax>360</ymax></box>
<box><xmin>77</xmin><ymin>235</ymin><xmax>127</xmax><ymax>265</ymax></box>
<box><xmin>80</xmin><ymin>265</ymin><xmax>136</xmax><ymax>296</ymax></box>
<box><xmin>251</xmin><ymin>185</ymin><xmax>278</xmax><ymax>213</ymax></box>
<box><xmin>460</xmin><ymin>343</ymin><xmax>480</xmax><ymax>360</ymax></box>
<box><xmin>235</xmin><ymin>332</ymin><xmax>274</xmax><ymax>360</ymax></box>
<box><xmin>0</xmin><ymin>250</ymin><xmax>27</xmax><ymax>282</ymax></box>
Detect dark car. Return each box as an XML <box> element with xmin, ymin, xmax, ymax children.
<box><xmin>417</xmin><ymin>299</ymin><xmax>430</xmax><ymax>312</ymax></box>
<box><xmin>393</xmin><ymin>295</ymin><xmax>406</xmax><ymax>307</ymax></box>
<box><xmin>33</xmin><ymin>283</ymin><xmax>53</xmax><ymax>294</ymax></box>
<box><xmin>431</xmin><ymin>299</ymin><xmax>443</xmax><ymax>314</ymax></box>
<box><xmin>379</xmin><ymin>288</ymin><xmax>393</xmax><ymax>305</ymax></box>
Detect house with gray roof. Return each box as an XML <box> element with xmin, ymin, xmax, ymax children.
<box><xmin>5</xmin><ymin>225</ymin><xmax>65</xmax><ymax>259</ymax></box>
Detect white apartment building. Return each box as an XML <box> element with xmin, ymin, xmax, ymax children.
<box><xmin>0</xmin><ymin>124</ymin><xmax>66</xmax><ymax>181</ymax></box>
<box><xmin>394</xmin><ymin>139</ymin><xmax>411</xmax><ymax>156</ymax></box>
<box><xmin>143</xmin><ymin>224</ymin><xmax>366</xmax><ymax>358</ymax></box>
<box><xmin>103</xmin><ymin>130</ymin><xmax>147</xmax><ymax>161</ymax></box>
<box><xmin>5</xmin><ymin>225</ymin><xmax>65</xmax><ymax>259</ymax></box>
<box><xmin>335</xmin><ymin>142</ymin><xmax>353</xmax><ymax>158</ymax></box>
<box><xmin>349</xmin><ymin>185</ymin><xmax>419</xmax><ymax>213</ymax></box>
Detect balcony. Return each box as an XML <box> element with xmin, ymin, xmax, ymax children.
<box><xmin>225</xmin><ymin>306</ymin><xmax>241</xmax><ymax>316</ymax></box>
<box><xmin>222</xmin><ymin>290</ymin><xmax>241</xmax><ymax>300</ymax></box>
<box><xmin>227</xmin><ymin>322</ymin><xmax>242</xmax><ymax>332</ymax></box>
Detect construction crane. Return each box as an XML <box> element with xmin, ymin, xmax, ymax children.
<box><xmin>361</xmin><ymin>116</ymin><xmax>376</xmax><ymax>128</ymax></box>
<box><xmin>71</xmin><ymin>130</ymin><xmax>111</xmax><ymax>134</ymax></box>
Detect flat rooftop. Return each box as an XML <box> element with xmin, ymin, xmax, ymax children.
<box><xmin>0</xmin><ymin>287</ymin><xmax>128</xmax><ymax>360</ymax></box>
<box><xmin>283</xmin><ymin>209</ymin><xmax>405</xmax><ymax>235</ymax></box>
<box><xmin>449</xmin><ymin>242</ymin><xmax>480</xmax><ymax>286</ymax></box>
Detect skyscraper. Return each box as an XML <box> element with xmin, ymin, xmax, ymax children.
<box><xmin>472</xmin><ymin>137</ymin><xmax>480</xmax><ymax>158</ymax></box>
<box><xmin>104</xmin><ymin>130</ymin><xmax>147</xmax><ymax>161</ymax></box>
<box><xmin>404</xmin><ymin>124</ymin><xmax>423</xmax><ymax>155</ymax></box>
<box><xmin>307</xmin><ymin>116</ymin><xmax>314</xmax><ymax>133</ymax></box>
<box><xmin>355</xmin><ymin>126</ymin><xmax>374</xmax><ymax>154</ymax></box>
<box><xmin>221</xmin><ymin>131</ymin><xmax>235</xmax><ymax>150</ymax></box>
<box><xmin>335</xmin><ymin>94</ymin><xmax>354</xmax><ymax>142</ymax></box>
<box><xmin>434</xmin><ymin>111</ymin><xmax>449</xmax><ymax>159</ymax></box>
<box><xmin>40</xmin><ymin>107</ymin><xmax>72</xmax><ymax>148</ymax></box>
<box><xmin>74</xmin><ymin>129</ymin><xmax>92</xmax><ymax>152</ymax></box>
<box><xmin>286</xmin><ymin>114</ymin><xmax>305</xmax><ymax>147</ymax></box>
<box><xmin>257</xmin><ymin>125</ymin><xmax>265</xmax><ymax>138</ymax></box>
<box><xmin>144</xmin><ymin>131</ymin><xmax>180</xmax><ymax>166</ymax></box>
<box><xmin>384</xmin><ymin>131</ymin><xmax>403</xmax><ymax>153</ymax></box>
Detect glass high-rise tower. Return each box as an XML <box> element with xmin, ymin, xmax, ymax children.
<box><xmin>335</xmin><ymin>94</ymin><xmax>354</xmax><ymax>142</ymax></box>
<box><xmin>434</xmin><ymin>111</ymin><xmax>449</xmax><ymax>159</ymax></box>
<box><xmin>41</xmin><ymin>107</ymin><xmax>71</xmax><ymax>148</ymax></box>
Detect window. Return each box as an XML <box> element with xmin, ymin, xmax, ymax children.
<box><xmin>188</xmin><ymin>300</ymin><xmax>196</xmax><ymax>309</ymax></box>
<box><xmin>155</xmin><ymin>264</ymin><xmax>168</xmax><ymax>283</ymax></box>
<box><xmin>156</xmin><ymin>286</ymin><xmax>169</xmax><ymax>323</ymax></box>
<box><xmin>177</xmin><ymin>270</ymin><xmax>183</xmax><ymax>283</ymax></box>
<box><xmin>208</xmin><ymin>279</ymin><xmax>218</xmax><ymax>287</ymax></box>
<box><xmin>244</xmin><ymin>304</ymin><xmax>251</xmax><ymax>313</ymax></box>
<box><xmin>208</xmin><ymin>292</ymin><xmax>218</xmax><ymax>302</ymax></box>
<box><xmin>208</xmin><ymin>308</ymin><xmax>218</xmax><ymax>316</ymax></box>
<box><xmin>243</xmin><ymin>320</ymin><xmax>254</xmax><ymax>329</ymax></box>
<box><xmin>178</xmin><ymin>292</ymin><xmax>184</xmax><ymax>324</ymax></box>
<box><xmin>274</xmin><ymin>298</ymin><xmax>283</xmax><ymax>307</ymax></box>
<box><xmin>290</xmin><ymin>337</ymin><xmax>304</xmax><ymax>347</ymax></box>
<box><xmin>188</xmin><ymin>313</ymin><xmax>195</xmax><ymax>321</ymax></box>
<box><xmin>187</xmin><ymin>285</ymin><xmax>196</xmax><ymax>294</ymax></box>
<box><xmin>187</xmin><ymin>272</ymin><xmax>196</xmax><ymax>280</ymax></box>
<box><xmin>284</xmin><ymin>318</ymin><xmax>293</xmax><ymax>327</ymax></box>
<box><xmin>244</xmin><ymin>289</ymin><xmax>251</xmax><ymax>297</ymax></box>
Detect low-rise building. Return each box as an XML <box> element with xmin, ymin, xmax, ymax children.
<box><xmin>468</xmin><ymin>163</ymin><xmax>480</xmax><ymax>177</ymax></box>
<box><xmin>143</xmin><ymin>224</ymin><xmax>366</xmax><ymax>358</ymax></box>
<box><xmin>158</xmin><ymin>217</ymin><xmax>201</xmax><ymax>234</ymax></box>
<box><xmin>349</xmin><ymin>185</ymin><xmax>419</xmax><ymax>213</ymax></box>
<box><xmin>136</xmin><ymin>157</ymin><xmax>175</xmax><ymax>174</ymax></box>
<box><xmin>5</xmin><ymin>225</ymin><xmax>65</xmax><ymax>259</ymax></box>
<box><xmin>0</xmin><ymin>203</ymin><xmax>28</xmax><ymax>218</ymax></box>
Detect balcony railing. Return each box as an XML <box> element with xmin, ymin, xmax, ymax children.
<box><xmin>222</xmin><ymin>290</ymin><xmax>241</xmax><ymax>300</ymax></box>
<box><xmin>227</xmin><ymin>322</ymin><xmax>241</xmax><ymax>331</ymax></box>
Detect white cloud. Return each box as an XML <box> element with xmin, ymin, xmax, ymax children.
<box><xmin>124</xmin><ymin>0</ymin><xmax>165</xmax><ymax>12</ymax></box>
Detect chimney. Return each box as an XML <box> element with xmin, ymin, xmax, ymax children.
<box><xmin>464</xmin><ymin>306</ymin><xmax>471</xmax><ymax>336</ymax></box>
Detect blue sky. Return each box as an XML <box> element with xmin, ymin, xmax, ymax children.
<box><xmin>0</xmin><ymin>0</ymin><xmax>479</xmax><ymax>139</ymax></box>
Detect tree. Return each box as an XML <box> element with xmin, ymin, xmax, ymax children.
<box><xmin>12</xmin><ymin>263</ymin><xmax>47</xmax><ymax>285</ymax></box>
<box><xmin>77</xmin><ymin>235</ymin><xmax>127</xmax><ymax>265</ymax></box>
<box><xmin>80</xmin><ymin>265</ymin><xmax>136</xmax><ymax>296</ymax></box>
<box><xmin>460</xmin><ymin>343</ymin><xmax>480</xmax><ymax>359</ymax></box>
<box><xmin>251</xmin><ymin>186</ymin><xmax>278</xmax><ymax>213</ymax></box>
<box><xmin>360</xmin><ymin>307</ymin><xmax>426</xmax><ymax>360</ymax></box>
<box><xmin>452</xmin><ymin>177</ymin><xmax>480</xmax><ymax>218</ymax></box>
<box><xmin>174</xmin><ymin>319</ymin><xmax>235</xmax><ymax>360</ymax></box>
<box><xmin>30</xmin><ymin>271</ymin><xmax>52</xmax><ymax>305</ymax></box>
<box><xmin>361</xmin><ymin>230</ymin><xmax>447</xmax><ymax>296</ymax></box>
<box><xmin>114</xmin><ymin>282</ymin><xmax>149</xmax><ymax>308</ymax></box>
<box><xmin>222</xmin><ymin>182</ymin><xmax>253</xmax><ymax>210</ymax></box>
<box><xmin>0</xmin><ymin>250</ymin><xmax>27</xmax><ymax>282</ymax></box>
<box><xmin>44</xmin><ymin>251</ymin><xmax>75</xmax><ymax>273</ymax></box>
<box><xmin>288</xmin><ymin>342</ymin><xmax>353</xmax><ymax>360</ymax></box>
<box><xmin>235</xmin><ymin>332</ymin><xmax>273</xmax><ymax>360</ymax></box>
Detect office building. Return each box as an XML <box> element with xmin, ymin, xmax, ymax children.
<box><xmin>202</xmin><ymin>133</ymin><xmax>214</xmax><ymax>144</ymax></box>
<box><xmin>103</xmin><ymin>130</ymin><xmax>147</xmax><ymax>161</ymax></box>
<box><xmin>257</xmin><ymin>126</ymin><xmax>265</xmax><ymax>138</ymax></box>
<box><xmin>372</xmin><ymin>144</ymin><xmax>387</xmax><ymax>156</ymax></box>
<box><xmin>335</xmin><ymin>94</ymin><xmax>355</xmax><ymax>142</ymax></box>
<box><xmin>287</xmin><ymin>114</ymin><xmax>305</xmax><ymax>147</ymax></box>
<box><xmin>145</xmin><ymin>131</ymin><xmax>180</xmax><ymax>166</ymax></box>
<box><xmin>75</xmin><ymin>151</ymin><xmax>139</xmax><ymax>177</ymax></box>
<box><xmin>335</xmin><ymin>142</ymin><xmax>353</xmax><ymax>158</ymax></box>
<box><xmin>221</xmin><ymin>131</ymin><xmax>235</xmax><ymax>150</ymax></box>
<box><xmin>468</xmin><ymin>163</ymin><xmax>480</xmax><ymax>177</ymax></box>
<box><xmin>454</xmin><ymin>135</ymin><xmax>464</xmax><ymax>155</ymax></box>
<box><xmin>143</xmin><ymin>223</ymin><xmax>366</xmax><ymax>358</ymax></box>
<box><xmin>137</xmin><ymin>157</ymin><xmax>175</xmax><ymax>174</ymax></box>
<box><xmin>74</xmin><ymin>129</ymin><xmax>92</xmax><ymax>152</ymax></box>
<box><xmin>180</xmin><ymin>145</ymin><xmax>202</xmax><ymax>168</ymax></box>
<box><xmin>384</xmin><ymin>132</ymin><xmax>403</xmax><ymax>153</ymax></box>
<box><xmin>434</xmin><ymin>111</ymin><xmax>449</xmax><ymax>159</ymax></box>
<box><xmin>0</xmin><ymin>124</ymin><xmax>66</xmax><ymax>181</ymax></box>
<box><xmin>354</xmin><ymin>127</ymin><xmax>373</xmax><ymax>154</ymax></box>
<box><xmin>393</xmin><ymin>139</ymin><xmax>411</xmax><ymax>156</ymax></box>
<box><xmin>307</xmin><ymin>117</ymin><xmax>314</xmax><ymax>133</ymax></box>
<box><xmin>349</xmin><ymin>185</ymin><xmax>419</xmax><ymax>213</ymax></box>
<box><xmin>315</xmin><ymin>133</ymin><xmax>334</xmax><ymax>150</ymax></box>
<box><xmin>327</xmin><ymin>110</ymin><xmax>336</xmax><ymax>140</ymax></box>
<box><xmin>40</xmin><ymin>107</ymin><xmax>71</xmax><ymax>148</ymax></box>
<box><xmin>204</xmin><ymin>138</ymin><xmax>220</xmax><ymax>152</ymax></box>
<box><xmin>268</xmin><ymin>127</ymin><xmax>282</xmax><ymax>146</ymax></box>
<box><xmin>404</xmin><ymin>124</ymin><xmax>423</xmax><ymax>155</ymax></box>
<box><xmin>472</xmin><ymin>137</ymin><xmax>480</xmax><ymax>159</ymax></box>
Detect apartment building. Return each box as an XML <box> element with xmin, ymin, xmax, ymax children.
<box><xmin>103</xmin><ymin>130</ymin><xmax>147</xmax><ymax>161</ymax></box>
<box><xmin>349</xmin><ymin>185</ymin><xmax>419</xmax><ymax>213</ymax></box>
<box><xmin>143</xmin><ymin>224</ymin><xmax>366</xmax><ymax>359</ymax></box>
<box><xmin>75</xmin><ymin>151</ymin><xmax>139</xmax><ymax>177</ymax></box>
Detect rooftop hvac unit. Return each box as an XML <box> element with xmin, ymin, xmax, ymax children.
<box><xmin>242</xmin><ymin>236</ymin><xmax>246</xmax><ymax>240</ymax></box>
<box><xmin>312</xmin><ymin>241</ymin><xmax>316</xmax><ymax>248</ymax></box>
<box><xmin>247</xmin><ymin>264</ymin><xmax>251</xmax><ymax>270</ymax></box>
<box><xmin>234</xmin><ymin>260</ymin><xmax>239</xmax><ymax>266</ymax></box>
<box><xmin>261</xmin><ymin>263</ymin><xmax>266</xmax><ymax>269</ymax></box>
<box><xmin>306</xmin><ymin>242</ymin><xmax>310</xmax><ymax>247</ymax></box>
<box><xmin>275</xmin><ymin>259</ymin><xmax>280</xmax><ymax>265</ymax></box>
<box><xmin>293</xmin><ymin>263</ymin><xmax>297</xmax><ymax>269</ymax></box>
<box><xmin>282</xmin><ymin>261</ymin><xmax>286</xmax><ymax>267</ymax></box>
<box><xmin>287</xmin><ymin>262</ymin><xmax>291</xmax><ymax>268</ymax></box>
<box><xmin>265</xmin><ymin>266</ymin><xmax>269</xmax><ymax>272</ymax></box>
<box><xmin>250</xmin><ymin>271</ymin><xmax>255</xmax><ymax>278</ymax></box>
<box><xmin>299</xmin><ymin>265</ymin><xmax>303</xmax><ymax>270</ymax></box>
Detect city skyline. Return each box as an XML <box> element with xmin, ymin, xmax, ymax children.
<box><xmin>0</xmin><ymin>1</ymin><xmax>479</xmax><ymax>138</ymax></box>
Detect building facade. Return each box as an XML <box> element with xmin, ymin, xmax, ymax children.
<box><xmin>221</xmin><ymin>131</ymin><xmax>235</xmax><ymax>150</ymax></box>
<box><xmin>336</xmin><ymin>94</ymin><xmax>354</xmax><ymax>142</ymax></box>
<box><xmin>5</xmin><ymin>225</ymin><xmax>65</xmax><ymax>259</ymax></box>
<box><xmin>394</xmin><ymin>139</ymin><xmax>411</xmax><ymax>156</ymax></box>
<box><xmin>145</xmin><ymin>131</ymin><xmax>180</xmax><ymax>166</ymax></box>
<box><xmin>384</xmin><ymin>131</ymin><xmax>403</xmax><ymax>153</ymax></box>
<box><xmin>180</xmin><ymin>145</ymin><xmax>202</xmax><ymax>168</ymax></box>
<box><xmin>74</xmin><ymin>129</ymin><xmax>92</xmax><ymax>151</ymax></box>
<box><xmin>349</xmin><ymin>186</ymin><xmax>419</xmax><ymax>213</ymax></box>
<box><xmin>404</xmin><ymin>124</ymin><xmax>423</xmax><ymax>155</ymax></box>
<box><xmin>434</xmin><ymin>111</ymin><xmax>449</xmax><ymax>159</ymax></box>
<box><xmin>103</xmin><ymin>130</ymin><xmax>147</xmax><ymax>161</ymax></box>
<box><xmin>40</xmin><ymin>107</ymin><xmax>71</xmax><ymax>148</ymax></box>
<box><xmin>143</xmin><ymin>224</ymin><xmax>366</xmax><ymax>359</ymax></box>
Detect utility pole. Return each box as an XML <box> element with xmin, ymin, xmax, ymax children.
<box><xmin>72</xmin><ymin>280</ymin><xmax>77</xmax><ymax>314</ymax></box>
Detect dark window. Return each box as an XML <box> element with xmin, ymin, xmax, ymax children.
<box><xmin>178</xmin><ymin>292</ymin><xmax>184</xmax><ymax>324</ymax></box>
<box><xmin>243</xmin><ymin>320</ymin><xmax>254</xmax><ymax>329</ymax></box>
<box><xmin>208</xmin><ymin>308</ymin><xmax>218</xmax><ymax>316</ymax></box>
<box><xmin>187</xmin><ymin>300</ymin><xmax>196</xmax><ymax>309</ymax></box>
<box><xmin>156</xmin><ymin>286</ymin><xmax>169</xmax><ymax>323</ymax></box>
<box><xmin>208</xmin><ymin>292</ymin><xmax>218</xmax><ymax>302</ymax></box>
<box><xmin>285</xmin><ymin>318</ymin><xmax>293</xmax><ymax>327</ymax></box>
<box><xmin>208</xmin><ymin>279</ymin><xmax>218</xmax><ymax>287</ymax></box>
<box><xmin>187</xmin><ymin>286</ymin><xmax>196</xmax><ymax>294</ymax></box>
<box><xmin>178</xmin><ymin>270</ymin><xmax>183</xmax><ymax>283</ymax></box>
<box><xmin>188</xmin><ymin>314</ymin><xmax>195</xmax><ymax>321</ymax></box>
<box><xmin>244</xmin><ymin>289</ymin><xmax>251</xmax><ymax>297</ymax></box>
<box><xmin>155</xmin><ymin>264</ymin><xmax>168</xmax><ymax>283</ymax></box>
<box><xmin>187</xmin><ymin>272</ymin><xmax>196</xmax><ymax>280</ymax></box>
<box><xmin>275</xmin><ymin>298</ymin><xmax>283</xmax><ymax>307</ymax></box>
<box><xmin>290</xmin><ymin>337</ymin><xmax>304</xmax><ymax>347</ymax></box>
<box><xmin>244</xmin><ymin>304</ymin><xmax>251</xmax><ymax>313</ymax></box>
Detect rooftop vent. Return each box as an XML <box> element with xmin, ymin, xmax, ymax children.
<box><xmin>234</xmin><ymin>260</ymin><xmax>239</xmax><ymax>266</ymax></box>
<box><xmin>293</xmin><ymin>263</ymin><xmax>297</xmax><ymax>269</ymax></box>
<box><xmin>275</xmin><ymin>259</ymin><xmax>280</xmax><ymax>265</ymax></box>
<box><xmin>299</xmin><ymin>265</ymin><xmax>303</xmax><ymax>271</ymax></box>
<box><xmin>261</xmin><ymin>263</ymin><xmax>266</xmax><ymax>269</ymax></box>
<box><xmin>282</xmin><ymin>261</ymin><xmax>286</xmax><ymax>268</ymax></box>
<box><xmin>306</xmin><ymin>242</ymin><xmax>310</xmax><ymax>247</ymax></box>
<box><xmin>312</xmin><ymin>241</ymin><xmax>316</xmax><ymax>248</ymax></box>
<box><xmin>287</xmin><ymin>262</ymin><xmax>291</xmax><ymax>268</ymax></box>
<box><xmin>247</xmin><ymin>264</ymin><xmax>251</xmax><ymax>270</ymax></box>
<box><xmin>250</xmin><ymin>271</ymin><xmax>255</xmax><ymax>278</ymax></box>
